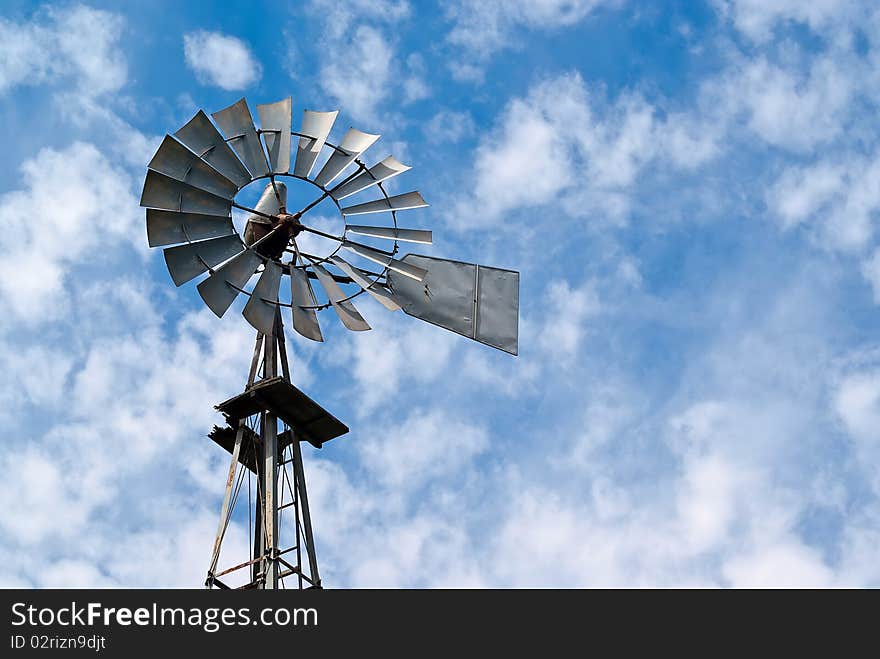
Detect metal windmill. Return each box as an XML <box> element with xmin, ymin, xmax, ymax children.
<box><xmin>140</xmin><ymin>96</ymin><xmax>519</xmax><ymax>589</ymax></box>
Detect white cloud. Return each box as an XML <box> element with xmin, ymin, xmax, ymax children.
<box><xmin>716</xmin><ymin>0</ymin><xmax>863</xmax><ymax>43</ymax></box>
<box><xmin>0</xmin><ymin>5</ymin><xmax>126</xmax><ymax>95</ymax></box>
<box><xmin>769</xmin><ymin>162</ymin><xmax>846</xmax><ymax>230</ymax></box>
<box><xmin>318</xmin><ymin>25</ymin><xmax>393</xmax><ymax>124</ymax></box>
<box><xmin>359</xmin><ymin>410</ymin><xmax>488</xmax><ymax>490</ymax></box>
<box><xmin>0</xmin><ymin>142</ymin><xmax>142</xmax><ymax>322</ymax></box>
<box><xmin>445</xmin><ymin>0</ymin><xmax>617</xmax><ymax>78</ymax></box>
<box><xmin>714</xmin><ymin>55</ymin><xmax>855</xmax><ymax>153</ymax></box>
<box><xmin>537</xmin><ymin>279</ymin><xmax>600</xmax><ymax>359</ymax></box>
<box><xmin>456</xmin><ymin>72</ymin><xmax>717</xmax><ymax>228</ymax></box>
<box><xmin>183</xmin><ymin>31</ymin><xmax>262</xmax><ymax>91</ymax></box>
<box><xmin>767</xmin><ymin>153</ymin><xmax>880</xmax><ymax>251</ymax></box>
<box><xmin>307</xmin><ymin>0</ymin><xmax>411</xmax><ymax>40</ymax></box>
<box><xmin>834</xmin><ymin>371</ymin><xmax>880</xmax><ymax>454</ymax></box>
<box><xmin>328</xmin><ymin>305</ymin><xmax>457</xmax><ymax>413</ymax></box>
<box><xmin>862</xmin><ymin>250</ymin><xmax>880</xmax><ymax>303</ymax></box>
<box><xmin>423</xmin><ymin>110</ymin><xmax>475</xmax><ymax>144</ymax></box>
<box><xmin>722</xmin><ymin>541</ymin><xmax>836</xmax><ymax>587</ymax></box>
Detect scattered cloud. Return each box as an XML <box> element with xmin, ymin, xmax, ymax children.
<box><xmin>0</xmin><ymin>5</ymin><xmax>126</xmax><ymax>96</ymax></box>
<box><xmin>444</xmin><ymin>0</ymin><xmax>618</xmax><ymax>80</ymax></box>
<box><xmin>0</xmin><ymin>142</ymin><xmax>142</xmax><ymax>322</ymax></box>
<box><xmin>423</xmin><ymin>110</ymin><xmax>476</xmax><ymax>144</ymax></box>
<box><xmin>455</xmin><ymin>71</ymin><xmax>717</xmax><ymax>228</ymax></box>
<box><xmin>183</xmin><ymin>30</ymin><xmax>262</xmax><ymax>91</ymax></box>
<box><xmin>318</xmin><ymin>25</ymin><xmax>393</xmax><ymax>124</ymax></box>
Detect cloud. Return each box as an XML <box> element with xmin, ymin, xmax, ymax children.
<box><xmin>307</xmin><ymin>0</ymin><xmax>411</xmax><ymax>40</ymax></box>
<box><xmin>862</xmin><ymin>250</ymin><xmax>880</xmax><ymax>303</ymax></box>
<box><xmin>711</xmin><ymin>54</ymin><xmax>856</xmax><ymax>153</ymax></box>
<box><xmin>0</xmin><ymin>5</ymin><xmax>126</xmax><ymax>96</ymax></box>
<box><xmin>183</xmin><ymin>30</ymin><xmax>262</xmax><ymax>91</ymax></box>
<box><xmin>715</xmin><ymin>0</ymin><xmax>863</xmax><ymax>43</ymax></box>
<box><xmin>0</xmin><ymin>142</ymin><xmax>142</xmax><ymax>322</ymax></box>
<box><xmin>423</xmin><ymin>110</ymin><xmax>475</xmax><ymax>144</ymax></box>
<box><xmin>767</xmin><ymin>153</ymin><xmax>880</xmax><ymax>251</ymax></box>
<box><xmin>536</xmin><ymin>279</ymin><xmax>600</xmax><ymax>359</ymax></box>
<box><xmin>455</xmin><ymin>72</ymin><xmax>717</xmax><ymax>228</ymax></box>
<box><xmin>318</xmin><ymin>25</ymin><xmax>394</xmax><ymax>124</ymax></box>
<box><xmin>444</xmin><ymin>0</ymin><xmax>618</xmax><ymax>79</ymax></box>
<box><xmin>358</xmin><ymin>410</ymin><xmax>488</xmax><ymax>490</ymax></box>
<box><xmin>835</xmin><ymin>367</ymin><xmax>880</xmax><ymax>491</ymax></box>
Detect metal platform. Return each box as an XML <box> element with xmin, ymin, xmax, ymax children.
<box><xmin>214</xmin><ymin>376</ymin><xmax>348</xmax><ymax>450</ymax></box>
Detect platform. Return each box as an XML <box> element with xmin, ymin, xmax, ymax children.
<box><xmin>211</xmin><ymin>376</ymin><xmax>349</xmax><ymax>460</ymax></box>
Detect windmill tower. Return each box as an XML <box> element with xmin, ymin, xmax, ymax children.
<box><xmin>140</xmin><ymin>97</ymin><xmax>519</xmax><ymax>589</ymax></box>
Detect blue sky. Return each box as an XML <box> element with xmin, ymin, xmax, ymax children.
<box><xmin>1</xmin><ymin>0</ymin><xmax>880</xmax><ymax>587</ymax></box>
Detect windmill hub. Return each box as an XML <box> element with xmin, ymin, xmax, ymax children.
<box><xmin>276</xmin><ymin>212</ymin><xmax>304</xmax><ymax>234</ymax></box>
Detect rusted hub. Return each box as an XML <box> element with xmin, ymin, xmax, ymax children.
<box><xmin>274</xmin><ymin>212</ymin><xmax>304</xmax><ymax>237</ymax></box>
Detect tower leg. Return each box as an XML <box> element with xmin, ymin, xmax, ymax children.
<box><xmin>206</xmin><ymin>332</ymin><xmax>264</xmax><ymax>589</ymax></box>
<box><xmin>291</xmin><ymin>434</ymin><xmax>321</xmax><ymax>586</ymax></box>
<box><xmin>261</xmin><ymin>317</ymin><xmax>279</xmax><ymax>589</ymax></box>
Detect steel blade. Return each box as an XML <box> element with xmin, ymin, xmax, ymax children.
<box><xmin>148</xmin><ymin>135</ymin><xmax>238</xmax><ymax>199</ymax></box>
<box><xmin>173</xmin><ymin>110</ymin><xmax>251</xmax><ymax>188</ymax></box>
<box><xmin>311</xmin><ymin>262</ymin><xmax>371</xmax><ymax>331</ymax></box>
<box><xmin>163</xmin><ymin>234</ymin><xmax>245</xmax><ymax>287</ymax></box>
<box><xmin>313</xmin><ymin>128</ymin><xmax>380</xmax><ymax>188</ymax></box>
<box><xmin>243</xmin><ymin>259</ymin><xmax>283</xmax><ymax>334</ymax></box>
<box><xmin>256</xmin><ymin>97</ymin><xmax>292</xmax><ymax>174</ymax></box>
<box><xmin>340</xmin><ymin>191</ymin><xmax>428</xmax><ymax>216</ymax></box>
<box><xmin>141</xmin><ymin>170</ymin><xmax>231</xmax><ymax>216</ymax></box>
<box><xmin>341</xmin><ymin>240</ymin><xmax>427</xmax><ymax>281</ymax></box>
<box><xmin>290</xmin><ymin>265</ymin><xmax>324</xmax><ymax>342</ymax></box>
<box><xmin>387</xmin><ymin>254</ymin><xmax>519</xmax><ymax>355</ymax></box>
<box><xmin>146</xmin><ymin>209</ymin><xmax>235</xmax><ymax>247</ymax></box>
<box><xmin>294</xmin><ymin>110</ymin><xmax>338</xmax><ymax>178</ymax></box>
<box><xmin>345</xmin><ymin>225</ymin><xmax>432</xmax><ymax>244</ymax></box>
<box><xmin>197</xmin><ymin>248</ymin><xmax>263</xmax><ymax>317</ymax></box>
<box><xmin>330</xmin><ymin>156</ymin><xmax>411</xmax><ymax>200</ymax></box>
<box><xmin>212</xmin><ymin>98</ymin><xmax>270</xmax><ymax>178</ymax></box>
<box><xmin>329</xmin><ymin>255</ymin><xmax>401</xmax><ymax>311</ymax></box>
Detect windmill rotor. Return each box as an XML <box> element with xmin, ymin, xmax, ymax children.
<box><xmin>140</xmin><ymin>95</ymin><xmax>519</xmax><ymax>354</ymax></box>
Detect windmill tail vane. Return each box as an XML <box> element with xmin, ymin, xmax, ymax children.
<box><xmin>140</xmin><ymin>96</ymin><xmax>520</xmax><ymax>589</ymax></box>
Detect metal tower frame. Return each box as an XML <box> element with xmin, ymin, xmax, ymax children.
<box><xmin>205</xmin><ymin>309</ymin><xmax>337</xmax><ymax>589</ymax></box>
<box><xmin>140</xmin><ymin>96</ymin><xmax>520</xmax><ymax>588</ymax></box>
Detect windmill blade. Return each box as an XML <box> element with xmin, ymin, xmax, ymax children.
<box><xmin>243</xmin><ymin>260</ymin><xmax>283</xmax><ymax>334</ymax></box>
<box><xmin>340</xmin><ymin>191</ymin><xmax>428</xmax><ymax>216</ymax></box>
<box><xmin>313</xmin><ymin>128</ymin><xmax>380</xmax><ymax>188</ymax></box>
<box><xmin>256</xmin><ymin>97</ymin><xmax>292</xmax><ymax>174</ymax></box>
<box><xmin>345</xmin><ymin>225</ymin><xmax>432</xmax><ymax>244</ymax></box>
<box><xmin>341</xmin><ymin>240</ymin><xmax>427</xmax><ymax>281</ymax></box>
<box><xmin>311</xmin><ymin>262</ymin><xmax>371</xmax><ymax>331</ymax></box>
<box><xmin>212</xmin><ymin>98</ymin><xmax>270</xmax><ymax>178</ymax></box>
<box><xmin>197</xmin><ymin>248</ymin><xmax>263</xmax><ymax>318</ymax></box>
<box><xmin>141</xmin><ymin>170</ymin><xmax>231</xmax><ymax>216</ymax></box>
<box><xmin>148</xmin><ymin>135</ymin><xmax>238</xmax><ymax>199</ymax></box>
<box><xmin>330</xmin><ymin>156</ymin><xmax>411</xmax><ymax>200</ymax></box>
<box><xmin>294</xmin><ymin>110</ymin><xmax>338</xmax><ymax>178</ymax></box>
<box><xmin>290</xmin><ymin>265</ymin><xmax>324</xmax><ymax>342</ymax></box>
<box><xmin>163</xmin><ymin>234</ymin><xmax>245</xmax><ymax>287</ymax></box>
<box><xmin>173</xmin><ymin>110</ymin><xmax>251</xmax><ymax>188</ymax></box>
<box><xmin>329</xmin><ymin>255</ymin><xmax>401</xmax><ymax>311</ymax></box>
<box><xmin>146</xmin><ymin>209</ymin><xmax>235</xmax><ymax>247</ymax></box>
<box><xmin>387</xmin><ymin>254</ymin><xmax>519</xmax><ymax>355</ymax></box>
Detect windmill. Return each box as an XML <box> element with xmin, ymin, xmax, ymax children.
<box><xmin>140</xmin><ymin>96</ymin><xmax>519</xmax><ymax>589</ymax></box>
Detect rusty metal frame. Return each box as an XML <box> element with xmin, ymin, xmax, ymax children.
<box><xmin>206</xmin><ymin>309</ymin><xmax>322</xmax><ymax>590</ymax></box>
